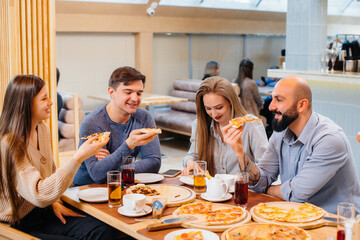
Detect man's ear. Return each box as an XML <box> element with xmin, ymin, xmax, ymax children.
<box><xmin>297</xmin><ymin>99</ymin><xmax>308</xmax><ymax>113</ymax></box>
<box><xmin>108</xmin><ymin>87</ymin><xmax>114</xmax><ymax>96</ymax></box>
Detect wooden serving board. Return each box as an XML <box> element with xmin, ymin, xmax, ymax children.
<box><xmin>221</xmin><ymin>223</ymin><xmax>312</xmax><ymax>240</ymax></box>
<box><xmin>144</xmin><ymin>184</ymin><xmax>196</xmax><ymax>207</ymax></box>
<box><xmin>250</xmin><ymin>202</ymin><xmax>336</xmax><ymax>230</ymax></box>
<box><xmin>172</xmin><ymin>202</ymin><xmax>251</xmax><ymax>232</ymax></box>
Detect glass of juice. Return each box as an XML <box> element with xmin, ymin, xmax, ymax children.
<box><xmin>122</xmin><ymin>156</ymin><xmax>135</xmax><ymax>186</ymax></box>
<box><xmin>234</xmin><ymin>172</ymin><xmax>249</xmax><ymax>208</ymax></box>
<box><xmin>107</xmin><ymin>170</ymin><xmax>122</xmax><ymax>208</ymax></box>
<box><xmin>337</xmin><ymin>202</ymin><xmax>355</xmax><ymax>240</ymax></box>
<box><xmin>193</xmin><ymin>160</ymin><xmax>207</xmax><ymax>194</ymax></box>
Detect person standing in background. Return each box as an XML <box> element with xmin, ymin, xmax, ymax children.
<box><xmin>202</xmin><ymin>61</ymin><xmax>220</xmax><ymax>80</ymax></box>
<box><xmin>234</xmin><ymin>59</ymin><xmax>265</xmax><ymax>125</ymax></box>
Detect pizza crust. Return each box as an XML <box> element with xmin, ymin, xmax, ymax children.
<box><xmin>81</xmin><ymin>131</ymin><xmax>110</xmax><ymax>142</ymax></box>
<box><xmin>138</xmin><ymin>128</ymin><xmax>162</xmax><ymax>134</ymax></box>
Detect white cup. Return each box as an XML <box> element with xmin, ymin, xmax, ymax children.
<box><xmin>206</xmin><ymin>178</ymin><xmax>228</xmax><ymax>199</ymax></box>
<box><xmin>123</xmin><ymin>194</ymin><xmax>146</xmax><ymax>213</ymax></box>
<box><xmin>215</xmin><ymin>174</ymin><xmax>235</xmax><ymax>191</ymax></box>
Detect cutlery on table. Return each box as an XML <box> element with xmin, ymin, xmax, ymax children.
<box><xmin>147</xmin><ymin>217</ymin><xmax>193</xmax><ymax>231</ymax></box>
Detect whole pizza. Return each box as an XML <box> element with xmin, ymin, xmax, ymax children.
<box><xmin>224</xmin><ymin>223</ymin><xmax>311</xmax><ymax>240</ymax></box>
<box><xmin>175</xmin><ymin>202</ymin><xmax>247</xmax><ymax>226</ymax></box>
<box><xmin>254</xmin><ymin>202</ymin><xmax>325</xmax><ymax>223</ymax></box>
<box><xmin>230</xmin><ymin>116</ymin><xmax>262</xmax><ymax>128</ymax></box>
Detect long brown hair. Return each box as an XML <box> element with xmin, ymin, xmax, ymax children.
<box><xmin>0</xmin><ymin>75</ymin><xmax>45</xmax><ymax>223</ymax></box>
<box><xmin>195</xmin><ymin>77</ymin><xmax>247</xmax><ymax>176</ymax></box>
<box><xmin>234</xmin><ymin>58</ymin><xmax>254</xmax><ymax>99</ymax></box>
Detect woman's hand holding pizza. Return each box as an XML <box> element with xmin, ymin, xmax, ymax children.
<box><xmin>221</xmin><ymin>123</ymin><xmax>244</xmax><ymax>156</ymax></box>
<box><xmin>125</xmin><ymin>129</ymin><xmax>158</xmax><ymax>150</ymax></box>
<box><xmin>73</xmin><ymin>135</ymin><xmax>110</xmax><ymax>163</ymax></box>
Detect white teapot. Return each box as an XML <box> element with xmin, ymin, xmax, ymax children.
<box><xmin>206</xmin><ymin>177</ymin><xmax>228</xmax><ymax>199</ymax></box>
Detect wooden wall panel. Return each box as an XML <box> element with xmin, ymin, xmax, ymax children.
<box><xmin>0</xmin><ymin>0</ymin><xmax>59</xmax><ymax>166</ymax></box>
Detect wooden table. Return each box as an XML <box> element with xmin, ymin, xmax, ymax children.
<box><xmin>61</xmin><ymin>178</ymin><xmax>337</xmax><ymax>240</ymax></box>
<box><xmin>87</xmin><ymin>93</ymin><xmax>188</xmax><ymax>116</ymax></box>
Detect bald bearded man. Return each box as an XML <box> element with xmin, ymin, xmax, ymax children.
<box><xmin>223</xmin><ymin>75</ymin><xmax>360</xmax><ymax>214</ymax></box>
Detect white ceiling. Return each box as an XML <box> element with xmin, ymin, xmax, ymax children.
<box><xmin>59</xmin><ymin>0</ymin><xmax>360</xmax><ymax>17</ymax></box>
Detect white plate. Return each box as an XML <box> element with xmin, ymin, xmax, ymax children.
<box><xmin>78</xmin><ymin>187</ymin><xmax>108</xmax><ymax>203</ymax></box>
<box><xmin>164</xmin><ymin>228</ymin><xmax>219</xmax><ymax>240</ymax></box>
<box><xmin>179</xmin><ymin>175</ymin><xmax>209</xmax><ymax>186</ymax></box>
<box><xmin>118</xmin><ymin>205</ymin><xmax>152</xmax><ymax>217</ymax></box>
<box><xmin>135</xmin><ymin>173</ymin><xmax>164</xmax><ymax>184</ymax></box>
<box><xmin>200</xmin><ymin>193</ymin><xmax>233</xmax><ymax>202</ymax></box>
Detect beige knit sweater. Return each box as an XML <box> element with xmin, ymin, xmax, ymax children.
<box><xmin>0</xmin><ymin>121</ymin><xmax>81</xmax><ymax>223</ymax></box>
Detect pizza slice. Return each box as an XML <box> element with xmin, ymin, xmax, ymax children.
<box><xmin>230</xmin><ymin>116</ymin><xmax>262</xmax><ymax>128</ymax></box>
<box><xmin>126</xmin><ymin>184</ymin><xmax>160</xmax><ymax>196</ymax></box>
<box><xmin>177</xmin><ymin>202</ymin><xmax>212</xmax><ymax>215</ymax></box>
<box><xmin>81</xmin><ymin>131</ymin><xmax>110</xmax><ymax>142</ymax></box>
<box><xmin>175</xmin><ymin>231</ymin><xmax>204</xmax><ymax>240</ymax></box>
<box><xmin>205</xmin><ymin>207</ymin><xmax>246</xmax><ymax>225</ymax></box>
<box><xmin>138</xmin><ymin>127</ymin><xmax>162</xmax><ymax>134</ymax></box>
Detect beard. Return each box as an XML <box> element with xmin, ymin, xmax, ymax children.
<box><xmin>272</xmin><ymin>104</ymin><xmax>299</xmax><ymax>132</ymax></box>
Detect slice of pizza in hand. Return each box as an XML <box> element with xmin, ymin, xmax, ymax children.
<box><xmin>138</xmin><ymin>127</ymin><xmax>162</xmax><ymax>134</ymax></box>
<box><xmin>81</xmin><ymin>131</ymin><xmax>111</xmax><ymax>142</ymax></box>
<box><xmin>230</xmin><ymin>116</ymin><xmax>262</xmax><ymax>128</ymax></box>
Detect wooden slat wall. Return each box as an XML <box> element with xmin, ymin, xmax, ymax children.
<box><xmin>0</xmin><ymin>0</ymin><xmax>59</xmax><ymax>166</ymax></box>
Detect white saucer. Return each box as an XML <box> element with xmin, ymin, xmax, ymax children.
<box><xmin>118</xmin><ymin>205</ymin><xmax>152</xmax><ymax>217</ymax></box>
<box><xmin>201</xmin><ymin>192</ymin><xmax>232</xmax><ymax>202</ymax></box>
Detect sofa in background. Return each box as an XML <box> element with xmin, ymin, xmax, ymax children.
<box><xmin>154</xmin><ymin>79</ymin><xmax>239</xmax><ymax>136</ymax></box>
<box><xmin>58</xmin><ymin>93</ymin><xmax>85</xmax><ymax>154</ymax></box>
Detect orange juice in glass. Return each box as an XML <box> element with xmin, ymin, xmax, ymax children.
<box><xmin>107</xmin><ymin>170</ymin><xmax>122</xmax><ymax>208</ymax></box>
<box><xmin>193</xmin><ymin>161</ymin><xmax>207</xmax><ymax>193</ymax></box>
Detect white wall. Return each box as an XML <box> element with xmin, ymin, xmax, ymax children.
<box><xmin>56</xmin><ymin>32</ymin><xmax>285</xmax><ymax>110</ymax></box>
<box><xmin>153</xmin><ymin>35</ymin><xmax>189</xmax><ymax>95</ymax></box>
<box><xmin>56</xmin><ymin>32</ymin><xmax>135</xmax><ymax>112</ymax></box>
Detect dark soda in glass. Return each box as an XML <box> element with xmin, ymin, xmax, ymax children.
<box><xmin>122</xmin><ymin>168</ymin><xmax>135</xmax><ymax>185</ymax></box>
<box><xmin>234</xmin><ymin>180</ymin><xmax>248</xmax><ymax>205</ymax></box>
<box><xmin>337</xmin><ymin>229</ymin><xmax>345</xmax><ymax>240</ymax></box>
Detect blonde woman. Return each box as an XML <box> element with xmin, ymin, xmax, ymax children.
<box><xmin>202</xmin><ymin>61</ymin><xmax>220</xmax><ymax>80</ymax></box>
<box><xmin>182</xmin><ymin>77</ymin><xmax>268</xmax><ymax>176</ymax></box>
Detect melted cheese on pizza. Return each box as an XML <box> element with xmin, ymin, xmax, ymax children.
<box><xmin>126</xmin><ymin>184</ymin><xmax>160</xmax><ymax>196</ymax></box>
<box><xmin>230</xmin><ymin>116</ymin><xmax>262</xmax><ymax>128</ymax></box>
<box><xmin>175</xmin><ymin>231</ymin><xmax>204</xmax><ymax>240</ymax></box>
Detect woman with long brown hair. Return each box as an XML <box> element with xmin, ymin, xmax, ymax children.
<box><xmin>0</xmin><ymin>75</ymin><xmax>116</xmax><ymax>239</ymax></box>
<box><xmin>182</xmin><ymin>77</ymin><xmax>268</xmax><ymax>176</ymax></box>
<box><xmin>234</xmin><ymin>59</ymin><xmax>264</xmax><ymax>120</ymax></box>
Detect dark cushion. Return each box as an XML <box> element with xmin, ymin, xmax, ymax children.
<box><xmin>172</xmin><ymin>90</ymin><xmax>196</xmax><ymax>101</ymax></box>
<box><xmin>154</xmin><ymin>110</ymin><xmax>196</xmax><ymax>134</ymax></box>
<box><xmin>173</xmin><ymin>79</ymin><xmax>201</xmax><ymax>92</ymax></box>
<box><xmin>170</xmin><ymin>101</ymin><xmax>196</xmax><ymax>114</ymax></box>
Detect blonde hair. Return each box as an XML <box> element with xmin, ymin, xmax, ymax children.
<box><xmin>195</xmin><ymin>77</ymin><xmax>247</xmax><ymax>176</ymax></box>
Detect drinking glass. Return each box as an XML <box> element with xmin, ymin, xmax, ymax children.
<box><xmin>337</xmin><ymin>202</ymin><xmax>355</xmax><ymax>240</ymax></box>
<box><xmin>122</xmin><ymin>156</ymin><xmax>135</xmax><ymax>186</ymax></box>
<box><xmin>193</xmin><ymin>160</ymin><xmax>207</xmax><ymax>193</ymax></box>
<box><xmin>234</xmin><ymin>172</ymin><xmax>249</xmax><ymax>208</ymax></box>
<box><xmin>107</xmin><ymin>170</ymin><xmax>122</xmax><ymax>208</ymax></box>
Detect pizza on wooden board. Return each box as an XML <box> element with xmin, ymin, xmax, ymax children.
<box><xmin>81</xmin><ymin>131</ymin><xmax>110</xmax><ymax>142</ymax></box>
<box><xmin>254</xmin><ymin>202</ymin><xmax>325</xmax><ymax>223</ymax></box>
<box><xmin>126</xmin><ymin>184</ymin><xmax>160</xmax><ymax>196</ymax></box>
<box><xmin>138</xmin><ymin>128</ymin><xmax>162</xmax><ymax>134</ymax></box>
<box><xmin>229</xmin><ymin>116</ymin><xmax>262</xmax><ymax>128</ymax></box>
<box><xmin>225</xmin><ymin>223</ymin><xmax>311</xmax><ymax>240</ymax></box>
<box><xmin>175</xmin><ymin>202</ymin><xmax>246</xmax><ymax>226</ymax></box>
